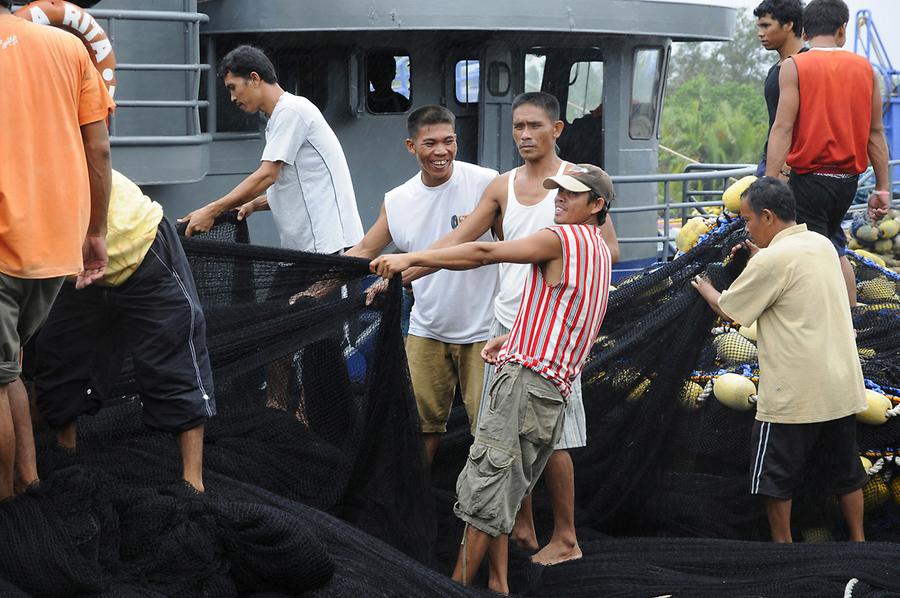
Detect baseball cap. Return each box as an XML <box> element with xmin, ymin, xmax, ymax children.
<box><xmin>543</xmin><ymin>163</ymin><xmax>615</xmax><ymax>202</ymax></box>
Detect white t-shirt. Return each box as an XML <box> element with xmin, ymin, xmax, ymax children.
<box><xmin>493</xmin><ymin>162</ymin><xmax>567</xmax><ymax>328</ymax></box>
<box><xmin>261</xmin><ymin>93</ymin><xmax>364</xmax><ymax>254</ymax></box>
<box><xmin>385</xmin><ymin>161</ymin><xmax>499</xmax><ymax>344</ymax></box>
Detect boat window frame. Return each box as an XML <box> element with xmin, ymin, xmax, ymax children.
<box><xmin>629</xmin><ymin>45</ymin><xmax>665</xmax><ymax>140</ymax></box>
<box><xmin>364</xmin><ymin>47</ymin><xmax>412</xmax><ymax>115</ymax></box>
<box><xmin>656</xmin><ymin>46</ymin><xmax>671</xmax><ymax>140</ymax></box>
<box><xmin>453</xmin><ymin>58</ymin><xmax>481</xmax><ymax>105</ymax></box>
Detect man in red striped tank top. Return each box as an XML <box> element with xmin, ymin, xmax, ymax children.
<box><xmin>371</xmin><ymin>164</ymin><xmax>614</xmax><ymax>594</ymax></box>
<box><xmin>765</xmin><ymin>0</ymin><xmax>891</xmax><ymax>305</ymax></box>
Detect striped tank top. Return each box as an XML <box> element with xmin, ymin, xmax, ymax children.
<box><xmin>497</xmin><ymin>224</ymin><xmax>611</xmax><ymax>397</ymax></box>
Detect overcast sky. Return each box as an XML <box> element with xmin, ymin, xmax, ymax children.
<box><xmin>655</xmin><ymin>0</ymin><xmax>900</xmax><ymax>63</ymax></box>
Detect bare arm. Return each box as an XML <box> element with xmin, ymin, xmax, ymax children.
<box><xmin>290</xmin><ymin>202</ymin><xmax>394</xmax><ymax>305</ymax></box>
<box><xmin>78</xmin><ymin>119</ymin><xmax>112</xmax><ymax>289</ymax></box>
<box><xmin>867</xmin><ymin>74</ymin><xmax>892</xmax><ymax>221</ymax></box>
<box><xmin>481</xmin><ymin>333</ymin><xmax>510</xmax><ymax>364</ymax></box>
<box><xmin>236</xmin><ymin>195</ymin><xmax>271</xmax><ymax>221</ymax></box>
<box><xmin>81</xmin><ymin>120</ymin><xmax>112</xmax><ymax>237</ymax></box>
<box><xmin>347</xmin><ymin>203</ymin><xmax>393</xmax><ymax>259</ymax></box>
<box><xmin>765</xmin><ymin>59</ymin><xmax>799</xmax><ymax>178</ymax></box>
<box><xmin>180</xmin><ymin>160</ymin><xmax>282</xmax><ymax>235</ymax></box>
<box><xmin>372</xmin><ymin>229</ymin><xmax>561</xmax><ymax>279</ymax></box>
<box><xmin>401</xmin><ymin>174</ymin><xmax>506</xmax><ymax>285</ymax></box>
<box><xmin>600</xmin><ymin>217</ymin><xmax>619</xmax><ymax>264</ymax></box>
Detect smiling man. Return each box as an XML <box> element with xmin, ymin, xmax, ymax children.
<box><xmin>692</xmin><ymin>177</ymin><xmax>867</xmax><ymax>544</ymax></box>
<box><xmin>399</xmin><ymin>92</ymin><xmax>619</xmax><ymax>566</ymax></box>
<box><xmin>346</xmin><ymin>106</ymin><xmax>498</xmax><ymax>464</ymax></box>
<box><xmin>370</xmin><ymin>163</ymin><xmax>613</xmax><ymax>594</ymax></box>
<box><xmin>180</xmin><ymin>45</ymin><xmax>363</xmax><ymax>255</ymax></box>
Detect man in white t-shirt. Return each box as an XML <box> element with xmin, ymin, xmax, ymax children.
<box><xmin>180</xmin><ymin>45</ymin><xmax>363</xmax><ymax>254</ymax></box>
<box><xmin>348</xmin><ymin>106</ymin><xmax>498</xmax><ymax>464</ymax></box>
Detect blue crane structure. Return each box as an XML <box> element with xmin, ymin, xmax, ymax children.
<box><xmin>855</xmin><ymin>9</ymin><xmax>900</xmax><ymax>183</ymax></box>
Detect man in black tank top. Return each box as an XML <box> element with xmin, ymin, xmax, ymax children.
<box><xmin>753</xmin><ymin>0</ymin><xmax>805</xmax><ymax>176</ymax></box>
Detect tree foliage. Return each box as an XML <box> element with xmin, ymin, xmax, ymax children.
<box><xmin>660</xmin><ymin>12</ymin><xmax>775</xmax><ymax>173</ymax></box>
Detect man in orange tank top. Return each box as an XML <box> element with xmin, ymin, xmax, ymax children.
<box><xmin>765</xmin><ymin>0</ymin><xmax>891</xmax><ymax>306</ymax></box>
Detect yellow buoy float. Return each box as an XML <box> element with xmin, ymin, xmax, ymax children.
<box><xmin>860</xmin><ymin>456</ymin><xmax>872</xmax><ymax>472</ymax></box>
<box><xmin>713</xmin><ymin>373</ymin><xmax>756</xmax><ymax>411</ymax></box>
<box><xmin>863</xmin><ymin>474</ymin><xmax>891</xmax><ymax>512</ymax></box>
<box><xmin>853</xmin><ymin>249</ymin><xmax>887</xmax><ymax>268</ymax></box>
<box><xmin>738</xmin><ymin>321</ymin><xmax>758</xmax><ymax>342</ymax></box>
<box><xmin>679</xmin><ymin>380</ymin><xmax>704</xmax><ymax>411</ymax></box>
<box><xmin>713</xmin><ymin>331</ymin><xmax>758</xmax><ymax>364</ymax></box>
<box><xmin>675</xmin><ymin>217</ymin><xmax>711</xmax><ymax>253</ymax></box>
<box><xmin>855</xmin><ymin>389</ymin><xmax>891</xmax><ymax>425</ymax></box>
<box><xmin>722</xmin><ymin>176</ymin><xmax>757</xmax><ymax>214</ymax></box>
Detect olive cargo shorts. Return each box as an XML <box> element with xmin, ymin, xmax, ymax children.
<box><xmin>453</xmin><ymin>363</ymin><xmax>566</xmax><ymax>537</ymax></box>
<box><xmin>0</xmin><ymin>273</ymin><xmax>64</xmax><ymax>384</ymax></box>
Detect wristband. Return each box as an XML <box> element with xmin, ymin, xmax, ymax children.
<box><xmin>780</xmin><ymin>169</ymin><xmax>790</xmax><ymax>177</ymax></box>
<box><xmin>871</xmin><ymin>190</ymin><xmax>890</xmax><ymax>197</ymax></box>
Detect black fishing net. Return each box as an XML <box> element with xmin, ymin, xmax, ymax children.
<box><xmin>428</xmin><ymin>217</ymin><xmax>900</xmax><ymax>595</ymax></box>
<box><xmin>3</xmin><ymin>215</ymin><xmax>482</xmax><ymax>597</ymax></box>
<box><xmin>4</xmin><ymin>213</ymin><xmax>900</xmax><ymax>596</ymax></box>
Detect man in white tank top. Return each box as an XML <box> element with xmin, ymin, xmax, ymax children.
<box><xmin>403</xmin><ymin>92</ymin><xmax>619</xmax><ymax>566</ymax></box>
<box><xmin>345</xmin><ymin>106</ymin><xmax>498</xmax><ymax>464</ymax></box>
<box><xmin>369</xmin><ymin>163</ymin><xmax>616</xmax><ymax>594</ymax></box>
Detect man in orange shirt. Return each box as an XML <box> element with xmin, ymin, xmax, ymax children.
<box><xmin>765</xmin><ymin>0</ymin><xmax>891</xmax><ymax>305</ymax></box>
<box><xmin>0</xmin><ymin>1</ymin><xmax>114</xmax><ymax>501</ymax></box>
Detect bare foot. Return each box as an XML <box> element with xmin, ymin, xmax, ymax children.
<box><xmin>531</xmin><ymin>540</ymin><xmax>582</xmax><ymax>566</ymax></box>
<box><xmin>183</xmin><ymin>478</ymin><xmax>205</xmax><ymax>494</ymax></box>
<box><xmin>510</xmin><ymin>526</ymin><xmax>539</xmax><ymax>551</ymax></box>
<box><xmin>14</xmin><ymin>477</ymin><xmax>39</xmax><ymax>495</ymax></box>
<box><xmin>487</xmin><ymin>579</ymin><xmax>509</xmax><ymax>595</ymax></box>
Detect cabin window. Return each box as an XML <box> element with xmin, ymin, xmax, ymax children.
<box><xmin>455</xmin><ymin>60</ymin><xmax>480</xmax><ymax>104</ymax></box>
<box><xmin>630</xmin><ymin>47</ymin><xmax>663</xmax><ymax>140</ymax></box>
<box><xmin>366</xmin><ymin>50</ymin><xmax>411</xmax><ymax>114</ymax></box>
<box><xmin>204</xmin><ymin>46</ymin><xmax>329</xmax><ymax>134</ymax></box>
<box><xmin>524</xmin><ymin>53</ymin><xmax>546</xmax><ymax>92</ymax></box>
<box><xmin>566</xmin><ymin>61</ymin><xmax>603</xmax><ymax>123</ymax></box>
<box><xmin>277</xmin><ymin>53</ymin><xmax>329</xmax><ymax>112</ymax></box>
<box><xmin>557</xmin><ymin>60</ymin><xmax>604</xmax><ymax>167</ymax></box>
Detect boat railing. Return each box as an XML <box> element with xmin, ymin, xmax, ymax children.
<box><xmin>86</xmin><ymin>7</ymin><xmax>211</xmax><ymax>146</ymax></box>
<box><xmin>611</xmin><ymin>160</ymin><xmax>900</xmax><ymax>262</ymax></box>
<box><xmin>609</xmin><ymin>165</ymin><xmax>755</xmax><ymax>261</ymax></box>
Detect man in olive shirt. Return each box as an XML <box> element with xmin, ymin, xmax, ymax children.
<box><xmin>692</xmin><ymin>178</ymin><xmax>867</xmax><ymax>543</ymax></box>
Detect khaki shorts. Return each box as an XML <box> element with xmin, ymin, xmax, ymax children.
<box><xmin>0</xmin><ymin>273</ymin><xmax>64</xmax><ymax>383</ymax></box>
<box><xmin>454</xmin><ymin>363</ymin><xmax>566</xmax><ymax>537</ymax></box>
<box><xmin>405</xmin><ymin>334</ymin><xmax>486</xmax><ymax>434</ymax></box>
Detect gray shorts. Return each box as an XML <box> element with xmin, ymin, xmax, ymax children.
<box><xmin>454</xmin><ymin>363</ymin><xmax>566</xmax><ymax>537</ymax></box>
<box><xmin>0</xmin><ymin>273</ymin><xmax>64</xmax><ymax>383</ymax></box>
<box><xmin>479</xmin><ymin>318</ymin><xmax>586</xmax><ymax>449</ymax></box>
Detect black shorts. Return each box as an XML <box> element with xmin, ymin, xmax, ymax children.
<box><xmin>788</xmin><ymin>172</ymin><xmax>858</xmax><ymax>252</ymax></box>
<box><xmin>33</xmin><ymin>218</ymin><xmax>216</xmax><ymax>433</ymax></box>
<box><xmin>749</xmin><ymin>415</ymin><xmax>867</xmax><ymax>499</ymax></box>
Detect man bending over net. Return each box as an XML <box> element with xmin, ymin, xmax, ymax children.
<box><xmin>693</xmin><ymin>177</ymin><xmax>867</xmax><ymax>542</ymax></box>
<box><xmin>371</xmin><ymin>164</ymin><xmax>613</xmax><ymax>593</ymax></box>
<box><xmin>32</xmin><ymin>171</ymin><xmax>215</xmax><ymax>493</ymax></box>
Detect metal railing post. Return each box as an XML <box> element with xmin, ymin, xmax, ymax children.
<box><xmin>662</xmin><ymin>182</ymin><xmax>671</xmax><ymax>260</ymax></box>
<box><xmin>80</xmin><ymin>8</ymin><xmax>211</xmax><ymax>148</ymax></box>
